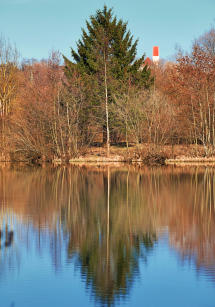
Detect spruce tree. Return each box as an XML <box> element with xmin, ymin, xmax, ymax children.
<box><xmin>64</xmin><ymin>6</ymin><xmax>153</xmax><ymax>155</ymax></box>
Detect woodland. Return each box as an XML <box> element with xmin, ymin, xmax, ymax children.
<box><xmin>1</xmin><ymin>6</ymin><xmax>215</xmax><ymax>162</ymax></box>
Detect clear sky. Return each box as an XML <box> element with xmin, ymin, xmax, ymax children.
<box><xmin>0</xmin><ymin>0</ymin><xmax>215</xmax><ymax>62</ymax></box>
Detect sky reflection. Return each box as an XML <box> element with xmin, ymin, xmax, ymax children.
<box><xmin>0</xmin><ymin>165</ymin><xmax>215</xmax><ymax>306</ymax></box>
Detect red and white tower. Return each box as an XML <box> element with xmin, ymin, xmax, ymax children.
<box><xmin>152</xmin><ymin>46</ymin><xmax>159</xmax><ymax>64</ymax></box>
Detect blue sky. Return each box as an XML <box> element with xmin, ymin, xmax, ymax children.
<box><xmin>0</xmin><ymin>0</ymin><xmax>215</xmax><ymax>62</ymax></box>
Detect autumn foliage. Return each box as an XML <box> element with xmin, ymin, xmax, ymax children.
<box><xmin>1</xmin><ymin>20</ymin><xmax>215</xmax><ymax>161</ymax></box>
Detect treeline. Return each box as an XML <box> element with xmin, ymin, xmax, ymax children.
<box><xmin>1</xmin><ymin>6</ymin><xmax>215</xmax><ymax>162</ymax></box>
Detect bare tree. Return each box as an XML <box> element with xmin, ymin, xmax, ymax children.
<box><xmin>0</xmin><ymin>35</ymin><xmax>19</xmax><ymax>155</ymax></box>
<box><xmin>114</xmin><ymin>88</ymin><xmax>174</xmax><ymax>148</ymax></box>
<box><xmin>9</xmin><ymin>51</ymin><xmax>86</xmax><ymax>161</ymax></box>
<box><xmin>194</xmin><ymin>26</ymin><xmax>215</xmax><ymax>56</ymax></box>
<box><xmin>169</xmin><ymin>44</ymin><xmax>215</xmax><ymax>155</ymax></box>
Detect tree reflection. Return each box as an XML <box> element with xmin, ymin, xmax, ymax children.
<box><xmin>0</xmin><ymin>165</ymin><xmax>215</xmax><ymax>303</ymax></box>
<box><xmin>61</xmin><ymin>166</ymin><xmax>156</xmax><ymax>305</ymax></box>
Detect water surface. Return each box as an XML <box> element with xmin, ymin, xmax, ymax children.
<box><xmin>0</xmin><ymin>164</ymin><xmax>215</xmax><ymax>307</ymax></box>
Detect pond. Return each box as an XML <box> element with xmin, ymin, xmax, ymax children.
<box><xmin>0</xmin><ymin>164</ymin><xmax>215</xmax><ymax>307</ymax></box>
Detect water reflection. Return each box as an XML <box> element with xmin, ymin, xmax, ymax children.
<box><xmin>0</xmin><ymin>226</ymin><xmax>14</xmax><ymax>248</ymax></box>
<box><xmin>62</xmin><ymin>166</ymin><xmax>157</xmax><ymax>305</ymax></box>
<box><xmin>0</xmin><ymin>164</ymin><xmax>215</xmax><ymax>305</ymax></box>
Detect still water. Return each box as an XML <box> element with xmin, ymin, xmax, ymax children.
<box><xmin>0</xmin><ymin>164</ymin><xmax>215</xmax><ymax>307</ymax></box>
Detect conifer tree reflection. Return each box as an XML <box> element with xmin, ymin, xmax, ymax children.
<box><xmin>62</xmin><ymin>167</ymin><xmax>157</xmax><ymax>305</ymax></box>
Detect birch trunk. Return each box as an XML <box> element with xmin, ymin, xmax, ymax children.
<box><xmin>104</xmin><ymin>56</ymin><xmax>110</xmax><ymax>157</ymax></box>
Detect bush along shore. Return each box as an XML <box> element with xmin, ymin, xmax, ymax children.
<box><xmin>0</xmin><ymin>145</ymin><xmax>213</xmax><ymax>166</ymax></box>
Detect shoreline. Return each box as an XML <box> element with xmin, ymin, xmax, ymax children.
<box><xmin>165</xmin><ymin>158</ymin><xmax>215</xmax><ymax>166</ymax></box>
<box><xmin>2</xmin><ymin>144</ymin><xmax>215</xmax><ymax>166</ymax></box>
<box><xmin>1</xmin><ymin>157</ymin><xmax>215</xmax><ymax>166</ymax></box>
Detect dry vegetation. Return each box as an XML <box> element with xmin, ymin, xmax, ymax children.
<box><xmin>1</xmin><ymin>25</ymin><xmax>215</xmax><ymax>164</ymax></box>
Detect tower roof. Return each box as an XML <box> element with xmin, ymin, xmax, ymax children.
<box><xmin>153</xmin><ymin>46</ymin><xmax>159</xmax><ymax>57</ymax></box>
<box><xmin>144</xmin><ymin>57</ymin><xmax>152</xmax><ymax>65</ymax></box>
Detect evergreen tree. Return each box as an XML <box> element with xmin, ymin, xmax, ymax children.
<box><xmin>64</xmin><ymin>6</ymin><xmax>153</xmax><ymax>155</ymax></box>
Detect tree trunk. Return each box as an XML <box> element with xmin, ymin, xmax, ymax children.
<box><xmin>104</xmin><ymin>58</ymin><xmax>110</xmax><ymax>157</ymax></box>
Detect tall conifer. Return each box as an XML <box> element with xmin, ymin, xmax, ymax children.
<box><xmin>64</xmin><ymin>6</ymin><xmax>153</xmax><ymax>155</ymax></box>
